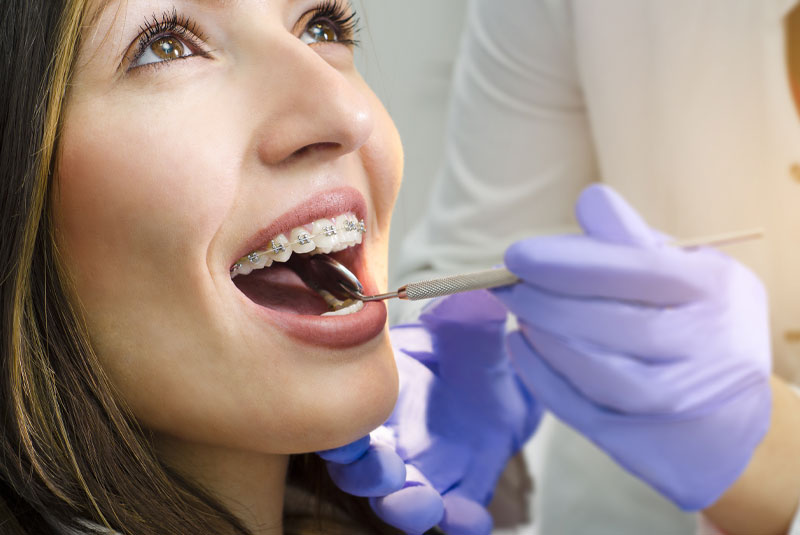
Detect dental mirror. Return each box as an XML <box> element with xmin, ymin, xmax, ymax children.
<box><xmin>305</xmin><ymin>255</ymin><xmax>364</xmax><ymax>299</ymax></box>
<box><xmin>305</xmin><ymin>255</ymin><xmax>401</xmax><ymax>302</ymax></box>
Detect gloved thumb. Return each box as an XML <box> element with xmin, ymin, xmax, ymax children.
<box><xmin>576</xmin><ymin>184</ymin><xmax>659</xmax><ymax>247</ymax></box>
<box><xmin>439</xmin><ymin>492</ymin><xmax>493</xmax><ymax>535</ymax></box>
<box><xmin>324</xmin><ymin>440</ymin><xmax>407</xmax><ymax>497</ymax></box>
<box><xmin>369</xmin><ymin>464</ymin><xmax>445</xmax><ymax>534</ymax></box>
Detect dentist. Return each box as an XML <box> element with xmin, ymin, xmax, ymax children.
<box><xmin>322</xmin><ymin>0</ymin><xmax>800</xmax><ymax>533</ymax></box>
<box><xmin>322</xmin><ymin>185</ymin><xmax>800</xmax><ymax>535</ymax></box>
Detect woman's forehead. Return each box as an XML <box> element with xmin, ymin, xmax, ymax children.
<box><xmin>82</xmin><ymin>0</ymin><xmax>291</xmax><ymax>47</ymax></box>
<box><xmin>87</xmin><ymin>0</ymin><xmax>274</xmax><ymax>27</ymax></box>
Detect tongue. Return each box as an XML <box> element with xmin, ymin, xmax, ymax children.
<box><xmin>233</xmin><ymin>264</ymin><xmax>330</xmax><ymax>315</ymax></box>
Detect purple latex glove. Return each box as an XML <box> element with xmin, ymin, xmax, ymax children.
<box><xmin>319</xmin><ymin>290</ymin><xmax>542</xmax><ymax>534</ymax></box>
<box><xmin>492</xmin><ymin>184</ymin><xmax>772</xmax><ymax>510</ymax></box>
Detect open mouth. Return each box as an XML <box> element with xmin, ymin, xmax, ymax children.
<box><xmin>229</xmin><ymin>188</ymin><xmax>388</xmax><ymax>348</ymax></box>
<box><xmin>231</xmin><ymin>213</ymin><xmax>367</xmax><ymax>317</ymax></box>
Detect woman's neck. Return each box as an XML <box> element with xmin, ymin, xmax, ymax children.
<box><xmin>154</xmin><ymin>435</ymin><xmax>290</xmax><ymax>535</ymax></box>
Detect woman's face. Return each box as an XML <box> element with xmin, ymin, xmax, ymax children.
<box><xmin>55</xmin><ymin>0</ymin><xmax>402</xmax><ymax>455</ymax></box>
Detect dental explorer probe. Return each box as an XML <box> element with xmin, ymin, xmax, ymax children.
<box><xmin>312</xmin><ymin>228</ymin><xmax>764</xmax><ymax>304</ymax></box>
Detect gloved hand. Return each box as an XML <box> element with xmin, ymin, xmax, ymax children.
<box><xmin>318</xmin><ymin>290</ymin><xmax>542</xmax><ymax>534</ymax></box>
<box><xmin>492</xmin><ymin>184</ymin><xmax>772</xmax><ymax>510</ymax></box>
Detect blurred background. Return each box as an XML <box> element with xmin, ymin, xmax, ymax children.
<box><xmin>352</xmin><ymin>1</ymin><xmax>467</xmax><ymax>286</ymax></box>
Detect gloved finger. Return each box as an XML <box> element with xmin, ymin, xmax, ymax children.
<box><xmin>518</xmin><ymin>322</ymin><xmax>710</xmax><ymax>415</ymax></box>
<box><xmin>505</xmin><ymin>330</ymin><xmax>601</xmax><ymax>431</ymax></box>
<box><xmin>493</xmin><ymin>281</ymin><xmax>702</xmax><ymax>360</ymax></box>
<box><xmin>503</xmin><ymin>235</ymin><xmax>723</xmax><ymax>306</ymax></box>
<box><xmin>392</xmin><ymin>421</ymin><xmax>469</xmax><ymax>495</ymax></box>
<box><xmin>420</xmin><ymin>289</ymin><xmax>508</xmax><ymax>326</ymax></box>
<box><xmin>316</xmin><ymin>434</ymin><xmax>370</xmax><ymax>464</ymax></box>
<box><xmin>575</xmin><ymin>184</ymin><xmax>661</xmax><ymax>247</ymax></box>
<box><xmin>400</xmin><ymin>385</ymin><xmax>540</xmax><ymax>499</ymax></box>
<box><xmin>419</xmin><ymin>290</ymin><xmax>509</xmax><ymax>369</ymax></box>
<box><xmin>520</xmin><ymin>323</ymin><xmax>768</xmax><ymax>416</ymax></box>
<box><xmin>524</xmin><ymin>321</ymin><xmax>773</xmax><ymax>416</ymax></box>
<box><xmin>325</xmin><ymin>440</ymin><xmax>406</xmax><ymax>497</ymax></box>
<box><xmin>439</xmin><ymin>492</ymin><xmax>493</xmax><ymax>535</ymax></box>
<box><xmin>442</xmin><ymin>432</ymin><xmax>515</xmax><ymax>505</ymax></box>
<box><xmin>420</xmin><ymin>291</ymin><xmax>519</xmax><ymax>398</ymax></box>
<box><xmin>370</xmin><ymin>464</ymin><xmax>444</xmax><ymax>535</ymax></box>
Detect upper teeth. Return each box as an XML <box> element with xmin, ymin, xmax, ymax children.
<box><xmin>231</xmin><ymin>213</ymin><xmax>365</xmax><ymax>277</ymax></box>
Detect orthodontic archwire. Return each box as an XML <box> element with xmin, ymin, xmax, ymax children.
<box><xmin>230</xmin><ymin>218</ymin><xmax>367</xmax><ymax>276</ymax></box>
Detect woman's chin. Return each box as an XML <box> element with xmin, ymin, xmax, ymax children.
<box><xmin>299</xmin><ymin>341</ymin><xmax>399</xmax><ymax>453</ymax></box>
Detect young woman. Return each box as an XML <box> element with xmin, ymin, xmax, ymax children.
<box><xmin>0</xmin><ymin>0</ymin><xmax>407</xmax><ymax>533</ymax></box>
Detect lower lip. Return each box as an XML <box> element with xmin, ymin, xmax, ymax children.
<box><xmin>256</xmin><ymin>300</ymin><xmax>387</xmax><ymax>349</ymax></box>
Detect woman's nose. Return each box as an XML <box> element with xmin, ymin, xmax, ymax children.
<box><xmin>252</xmin><ymin>37</ymin><xmax>374</xmax><ymax>166</ymax></box>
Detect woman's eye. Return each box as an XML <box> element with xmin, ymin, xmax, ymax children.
<box><xmin>131</xmin><ymin>35</ymin><xmax>194</xmax><ymax>68</ymax></box>
<box><xmin>301</xmin><ymin>20</ymin><xmax>341</xmax><ymax>45</ymax></box>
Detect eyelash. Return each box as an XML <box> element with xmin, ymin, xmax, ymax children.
<box><xmin>130</xmin><ymin>9</ymin><xmax>207</xmax><ymax>69</ymax></box>
<box><xmin>308</xmin><ymin>0</ymin><xmax>362</xmax><ymax>46</ymax></box>
<box><xmin>128</xmin><ymin>1</ymin><xmax>361</xmax><ymax>72</ymax></box>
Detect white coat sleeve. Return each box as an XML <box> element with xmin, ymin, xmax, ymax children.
<box><xmin>391</xmin><ymin>0</ymin><xmax>597</xmax><ymax>324</ymax></box>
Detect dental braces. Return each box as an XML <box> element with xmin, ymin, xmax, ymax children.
<box><xmin>231</xmin><ymin>217</ymin><xmax>367</xmax><ymax>276</ymax></box>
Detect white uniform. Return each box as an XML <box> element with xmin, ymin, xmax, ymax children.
<box><xmin>392</xmin><ymin>0</ymin><xmax>800</xmax><ymax>533</ymax></box>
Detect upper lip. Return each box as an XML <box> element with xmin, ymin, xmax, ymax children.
<box><xmin>229</xmin><ymin>186</ymin><xmax>367</xmax><ymax>269</ymax></box>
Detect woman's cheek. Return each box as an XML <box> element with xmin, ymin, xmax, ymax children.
<box><xmin>56</xmin><ymin>101</ymin><xmax>237</xmax><ymax>268</ymax></box>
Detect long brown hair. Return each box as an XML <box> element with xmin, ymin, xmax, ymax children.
<box><xmin>0</xmin><ymin>1</ymin><xmax>397</xmax><ymax>533</ymax></box>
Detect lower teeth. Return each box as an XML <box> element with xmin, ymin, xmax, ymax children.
<box><xmin>321</xmin><ymin>300</ymin><xmax>364</xmax><ymax>317</ymax></box>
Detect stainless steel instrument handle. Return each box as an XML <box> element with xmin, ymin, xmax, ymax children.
<box><xmin>365</xmin><ymin>227</ymin><xmax>764</xmax><ymax>303</ymax></box>
<box><xmin>399</xmin><ymin>268</ymin><xmax>520</xmax><ymax>301</ymax></box>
